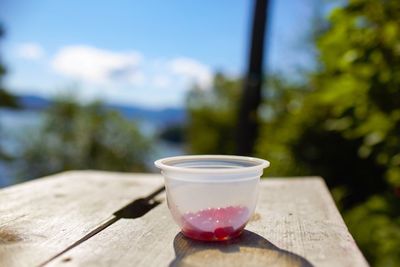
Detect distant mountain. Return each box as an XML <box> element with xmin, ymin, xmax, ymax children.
<box><xmin>18</xmin><ymin>95</ymin><xmax>52</xmax><ymax>110</ymax></box>
<box><xmin>16</xmin><ymin>95</ymin><xmax>186</xmax><ymax>126</ymax></box>
<box><xmin>108</xmin><ymin>104</ymin><xmax>186</xmax><ymax>125</ymax></box>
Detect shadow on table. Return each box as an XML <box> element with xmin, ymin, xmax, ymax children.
<box><xmin>169</xmin><ymin>230</ymin><xmax>314</xmax><ymax>267</ymax></box>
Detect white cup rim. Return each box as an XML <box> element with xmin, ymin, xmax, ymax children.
<box><xmin>154</xmin><ymin>155</ymin><xmax>270</xmax><ymax>174</ymax></box>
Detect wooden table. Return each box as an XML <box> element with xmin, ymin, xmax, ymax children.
<box><xmin>0</xmin><ymin>171</ymin><xmax>368</xmax><ymax>267</ymax></box>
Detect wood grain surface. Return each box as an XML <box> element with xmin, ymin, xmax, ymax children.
<box><xmin>0</xmin><ymin>171</ymin><xmax>163</xmax><ymax>267</ymax></box>
<box><xmin>45</xmin><ymin>177</ymin><xmax>368</xmax><ymax>267</ymax></box>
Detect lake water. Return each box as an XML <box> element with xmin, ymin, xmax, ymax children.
<box><xmin>0</xmin><ymin>109</ymin><xmax>184</xmax><ymax>187</ymax></box>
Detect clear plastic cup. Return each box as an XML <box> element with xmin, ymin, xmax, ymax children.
<box><xmin>155</xmin><ymin>155</ymin><xmax>270</xmax><ymax>241</ymax></box>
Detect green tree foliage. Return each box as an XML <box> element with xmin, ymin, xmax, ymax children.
<box><xmin>258</xmin><ymin>0</ymin><xmax>400</xmax><ymax>265</ymax></box>
<box><xmin>0</xmin><ymin>89</ymin><xmax>19</xmax><ymax>108</ymax></box>
<box><xmin>17</xmin><ymin>98</ymin><xmax>151</xmax><ymax>181</ymax></box>
<box><xmin>185</xmin><ymin>0</ymin><xmax>400</xmax><ymax>265</ymax></box>
<box><xmin>159</xmin><ymin>124</ymin><xmax>185</xmax><ymax>144</ymax></box>
<box><xmin>255</xmin><ymin>76</ymin><xmax>309</xmax><ymax>176</ymax></box>
<box><xmin>306</xmin><ymin>1</ymin><xmax>400</xmax><ymax>264</ymax></box>
<box><xmin>186</xmin><ymin>73</ymin><xmax>242</xmax><ymax>154</ymax></box>
<box><xmin>186</xmin><ymin>73</ymin><xmax>307</xmax><ymax>176</ymax></box>
<box><xmin>0</xmin><ymin>25</ymin><xmax>18</xmax><ymax>109</ymax></box>
<box><xmin>0</xmin><ymin>24</ymin><xmax>19</xmax><ymax>162</ymax></box>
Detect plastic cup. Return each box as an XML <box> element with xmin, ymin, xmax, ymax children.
<box><xmin>154</xmin><ymin>155</ymin><xmax>270</xmax><ymax>241</ymax></box>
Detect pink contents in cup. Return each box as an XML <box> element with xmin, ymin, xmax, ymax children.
<box><xmin>181</xmin><ymin>206</ymin><xmax>249</xmax><ymax>241</ymax></box>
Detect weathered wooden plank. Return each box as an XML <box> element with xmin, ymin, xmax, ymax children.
<box><xmin>48</xmin><ymin>177</ymin><xmax>368</xmax><ymax>267</ymax></box>
<box><xmin>0</xmin><ymin>171</ymin><xmax>163</xmax><ymax>267</ymax></box>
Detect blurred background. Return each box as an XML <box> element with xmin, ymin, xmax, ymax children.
<box><xmin>0</xmin><ymin>0</ymin><xmax>399</xmax><ymax>265</ymax></box>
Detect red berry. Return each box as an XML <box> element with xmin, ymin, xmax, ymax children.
<box><xmin>214</xmin><ymin>227</ymin><xmax>234</xmax><ymax>240</ymax></box>
<box><xmin>180</xmin><ymin>206</ymin><xmax>249</xmax><ymax>241</ymax></box>
<box><xmin>199</xmin><ymin>231</ymin><xmax>214</xmax><ymax>240</ymax></box>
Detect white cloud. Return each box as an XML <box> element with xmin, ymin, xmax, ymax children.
<box><xmin>168</xmin><ymin>57</ymin><xmax>212</xmax><ymax>89</ymax></box>
<box><xmin>152</xmin><ymin>74</ymin><xmax>172</xmax><ymax>88</ymax></box>
<box><xmin>51</xmin><ymin>45</ymin><xmax>143</xmax><ymax>85</ymax></box>
<box><xmin>51</xmin><ymin>45</ymin><xmax>213</xmax><ymax>92</ymax></box>
<box><xmin>16</xmin><ymin>43</ymin><xmax>44</xmax><ymax>60</ymax></box>
<box><xmin>13</xmin><ymin>44</ymin><xmax>214</xmax><ymax>107</ymax></box>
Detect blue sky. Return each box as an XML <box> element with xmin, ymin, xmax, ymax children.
<box><xmin>0</xmin><ymin>0</ymin><xmax>316</xmax><ymax>108</ymax></box>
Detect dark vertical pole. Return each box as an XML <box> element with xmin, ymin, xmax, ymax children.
<box><xmin>236</xmin><ymin>0</ymin><xmax>269</xmax><ymax>156</ymax></box>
